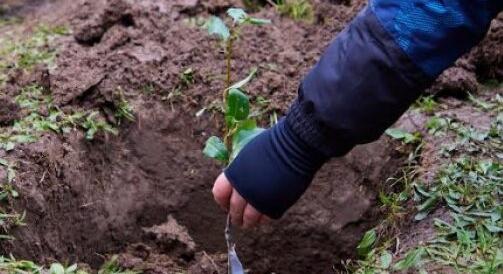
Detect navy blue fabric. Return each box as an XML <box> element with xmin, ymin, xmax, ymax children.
<box><xmin>225</xmin><ymin>119</ymin><xmax>326</xmax><ymax>219</ymax></box>
<box><xmin>371</xmin><ymin>0</ymin><xmax>503</xmax><ymax>76</ymax></box>
<box><xmin>288</xmin><ymin>7</ymin><xmax>433</xmax><ymax>157</ymax></box>
<box><xmin>224</xmin><ymin>3</ymin><xmax>502</xmax><ymax>218</ymax></box>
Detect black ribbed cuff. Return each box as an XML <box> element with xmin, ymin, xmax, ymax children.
<box><xmin>286</xmin><ymin>97</ymin><xmax>355</xmax><ymax>158</ymax></box>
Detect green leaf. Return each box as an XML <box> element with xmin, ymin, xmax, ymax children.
<box><xmin>237</xmin><ymin>119</ymin><xmax>257</xmax><ymax>130</ymax></box>
<box><xmin>10</xmin><ymin>189</ymin><xmax>19</xmax><ymax>198</ymax></box>
<box><xmin>356</xmin><ymin>229</ymin><xmax>377</xmax><ymax>257</ymax></box>
<box><xmin>231</xmin><ymin>128</ymin><xmax>265</xmax><ymax>161</ymax></box>
<box><xmin>226</xmin><ymin>8</ymin><xmax>270</xmax><ymax>25</ymax></box>
<box><xmin>385</xmin><ymin>128</ymin><xmax>420</xmax><ymax>144</ymax></box>
<box><xmin>380</xmin><ymin>251</ymin><xmax>393</xmax><ymax>269</ymax></box>
<box><xmin>85</xmin><ymin>128</ymin><xmax>97</xmax><ymax>140</ymax></box>
<box><xmin>484</xmin><ymin>223</ymin><xmax>503</xmax><ymax>233</ymax></box>
<box><xmin>228</xmin><ymin>68</ymin><xmax>257</xmax><ymax>90</ymax></box>
<box><xmin>386</xmin><ymin>128</ymin><xmax>407</xmax><ymax>139</ymax></box>
<box><xmin>206</xmin><ymin>16</ymin><xmax>230</xmax><ymax>41</ymax></box>
<box><xmin>413</xmin><ymin>184</ymin><xmax>431</xmax><ymax>198</ymax></box>
<box><xmin>203</xmin><ymin>136</ymin><xmax>229</xmax><ymax>163</ymax></box>
<box><xmin>67</xmin><ymin>264</ymin><xmax>78</xmax><ymax>272</ymax></box>
<box><xmin>392</xmin><ymin>248</ymin><xmax>425</xmax><ymax>271</ymax></box>
<box><xmin>49</xmin><ymin>263</ymin><xmax>65</xmax><ymax>274</ymax></box>
<box><xmin>414</xmin><ymin>211</ymin><xmax>430</xmax><ymax>221</ymax></box>
<box><xmin>4</xmin><ymin>142</ymin><xmax>15</xmax><ymax>151</ymax></box>
<box><xmin>227</xmin><ymin>8</ymin><xmax>248</xmax><ymax>24</ymax></box>
<box><xmin>415</xmin><ymin>195</ymin><xmax>439</xmax><ymax>221</ymax></box>
<box><xmin>226</xmin><ymin>88</ymin><xmax>250</xmax><ymax>121</ymax></box>
<box><xmin>0</xmin><ymin>159</ymin><xmax>7</xmax><ymax>167</ymax></box>
<box><xmin>248</xmin><ymin>17</ymin><xmax>272</xmax><ymax>25</ymax></box>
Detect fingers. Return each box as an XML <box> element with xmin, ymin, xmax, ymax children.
<box><xmin>212</xmin><ymin>172</ymin><xmax>272</xmax><ymax>229</ymax></box>
<box><xmin>229</xmin><ymin>190</ymin><xmax>247</xmax><ymax>227</ymax></box>
<box><xmin>212</xmin><ymin>173</ymin><xmax>233</xmax><ymax>211</ymax></box>
<box><xmin>242</xmin><ymin>204</ymin><xmax>261</xmax><ymax>229</ymax></box>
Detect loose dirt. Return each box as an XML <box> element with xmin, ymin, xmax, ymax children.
<box><xmin>0</xmin><ymin>0</ymin><xmax>501</xmax><ymax>273</ymax></box>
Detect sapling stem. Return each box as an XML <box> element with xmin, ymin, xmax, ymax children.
<box><xmin>203</xmin><ymin>9</ymin><xmax>271</xmax><ymax>273</ymax></box>
<box><xmin>225</xmin><ymin>34</ymin><xmax>234</xmax><ymax>90</ymax></box>
<box><xmin>223</xmin><ymin>30</ymin><xmax>235</xmax><ymax>156</ymax></box>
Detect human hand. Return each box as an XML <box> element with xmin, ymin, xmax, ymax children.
<box><xmin>212</xmin><ymin>173</ymin><xmax>270</xmax><ymax>229</ymax></box>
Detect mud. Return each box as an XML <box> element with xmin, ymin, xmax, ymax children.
<box><xmin>0</xmin><ymin>0</ymin><xmax>502</xmax><ymax>273</ymax></box>
<box><xmin>0</xmin><ymin>96</ymin><xmax>20</xmax><ymax>125</ymax></box>
<box><xmin>431</xmin><ymin>13</ymin><xmax>503</xmax><ymax>95</ymax></box>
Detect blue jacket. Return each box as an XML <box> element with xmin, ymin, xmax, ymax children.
<box><xmin>226</xmin><ymin>0</ymin><xmax>503</xmax><ymax>219</ymax></box>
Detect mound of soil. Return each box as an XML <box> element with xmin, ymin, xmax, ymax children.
<box><xmin>430</xmin><ymin>12</ymin><xmax>503</xmax><ymax>95</ymax></box>
<box><xmin>1</xmin><ymin>0</ymin><xmax>501</xmax><ymax>273</ymax></box>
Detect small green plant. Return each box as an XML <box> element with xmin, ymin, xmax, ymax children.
<box><xmin>392</xmin><ymin>247</ymin><xmax>426</xmax><ymax>271</ymax></box>
<box><xmin>180</xmin><ymin>68</ymin><xmax>195</xmax><ymax>87</ymax></box>
<box><xmin>81</xmin><ymin>112</ymin><xmax>118</xmax><ymax>140</ymax></box>
<box><xmin>98</xmin><ymin>256</ymin><xmax>138</xmax><ymax>274</ymax></box>
<box><xmin>0</xmin><ymin>210</ymin><xmax>25</xmax><ymax>240</ymax></box>
<box><xmin>0</xmin><ymin>255</ymin><xmax>43</xmax><ymax>273</ymax></box>
<box><xmin>385</xmin><ymin>128</ymin><xmax>422</xmax><ymax>144</ymax></box>
<box><xmin>0</xmin><ymin>158</ymin><xmax>25</xmax><ymax>240</ymax></box>
<box><xmin>414</xmin><ymin>95</ymin><xmax>438</xmax><ymax>114</ymax></box>
<box><xmin>271</xmin><ymin>0</ymin><xmax>314</xmax><ymax>22</ymax></box>
<box><xmin>114</xmin><ymin>90</ymin><xmax>135</xmax><ymax>125</ymax></box>
<box><xmin>141</xmin><ymin>84</ymin><xmax>155</xmax><ymax>95</ymax></box>
<box><xmin>0</xmin><ymin>158</ymin><xmax>18</xmax><ymax>201</ymax></box>
<box><xmin>202</xmin><ymin>8</ymin><xmax>270</xmax><ymax>273</ymax></box>
<box><xmin>356</xmin><ymin>229</ymin><xmax>377</xmax><ymax>258</ymax></box>
<box><xmin>469</xmin><ymin>93</ymin><xmax>503</xmax><ymax>113</ymax></box>
<box><xmin>49</xmin><ymin>263</ymin><xmax>80</xmax><ymax>274</ymax></box>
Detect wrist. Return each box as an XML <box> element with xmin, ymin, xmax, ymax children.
<box><xmin>225</xmin><ymin>119</ymin><xmax>327</xmax><ymax>219</ymax></box>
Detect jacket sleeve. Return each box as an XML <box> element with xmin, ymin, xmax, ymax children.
<box><xmin>225</xmin><ymin>0</ymin><xmax>503</xmax><ymax>219</ymax></box>
<box><xmin>288</xmin><ymin>0</ymin><xmax>503</xmax><ymax>157</ymax></box>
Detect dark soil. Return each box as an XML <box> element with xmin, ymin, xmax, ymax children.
<box><xmin>0</xmin><ymin>0</ymin><xmax>501</xmax><ymax>273</ymax></box>
<box><xmin>430</xmin><ymin>12</ymin><xmax>503</xmax><ymax>95</ymax></box>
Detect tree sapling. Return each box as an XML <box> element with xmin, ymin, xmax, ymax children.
<box><xmin>202</xmin><ymin>8</ymin><xmax>271</xmax><ymax>274</ymax></box>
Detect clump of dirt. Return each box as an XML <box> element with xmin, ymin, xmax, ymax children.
<box><xmin>0</xmin><ymin>96</ymin><xmax>20</xmax><ymax>125</ymax></box>
<box><xmin>471</xmin><ymin>13</ymin><xmax>503</xmax><ymax>81</ymax></box>
<box><xmin>430</xmin><ymin>12</ymin><xmax>503</xmax><ymax>95</ymax></box>
<box><xmin>1</xmin><ymin>0</ymin><xmax>502</xmax><ymax>273</ymax></box>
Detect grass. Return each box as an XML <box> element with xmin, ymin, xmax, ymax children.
<box><xmin>347</xmin><ymin>93</ymin><xmax>502</xmax><ymax>273</ymax></box>
<box><xmin>414</xmin><ymin>95</ymin><xmax>439</xmax><ymax>114</ymax></box>
<box><xmin>271</xmin><ymin>0</ymin><xmax>314</xmax><ymax>22</ymax></box>
<box><xmin>0</xmin><ymin>24</ymin><xmax>69</xmax><ymax>86</ymax></box>
<box><xmin>0</xmin><ymin>255</ymin><xmax>139</xmax><ymax>274</ymax></box>
<box><xmin>0</xmin><ymin>84</ymin><xmax>120</xmax><ymax>151</ymax></box>
<box><xmin>0</xmin><ymin>158</ymin><xmax>25</xmax><ymax>240</ymax></box>
<box><xmin>0</xmin><ymin>23</ymin><xmax>67</xmax><ymax>87</ymax></box>
<box><xmin>160</xmin><ymin>68</ymin><xmax>199</xmax><ymax>111</ymax></box>
<box><xmin>0</xmin><ymin>17</ymin><xmax>22</xmax><ymax>28</ymax></box>
<box><xmin>0</xmin><ymin>23</ymin><xmax>66</xmax><ymax>245</ymax></box>
<box><xmin>114</xmin><ymin>89</ymin><xmax>135</xmax><ymax>125</ymax></box>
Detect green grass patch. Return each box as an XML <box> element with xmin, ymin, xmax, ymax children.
<box><xmin>273</xmin><ymin>0</ymin><xmax>314</xmax><ymax>22</ymax></box>
<box><xmin>0</xmin><ymin>24</ymin><xmax>69</xmax><ymax>86</ymax></box>
<box><xmin>348</xmin><ymin>95</ymin><xmax>502</xmax><ymax>273</ymax></box>
<box><xmin>0</xmin><ymin>255</ymin><xmax>139</xmax><ymax>274</ymax></box>
<box><xmin>414</xmin><ymin>95</ymin><xmax>438</xmax><ymax>114</ymax></box>
<box><xmin>0</xmin><ymin>84</ymin><xmax>120</xmax><ymax>151</ymax></box>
